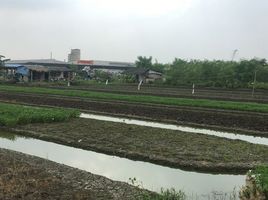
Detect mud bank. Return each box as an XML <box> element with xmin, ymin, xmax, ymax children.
<box><xmin>0</xmin><ymin>148</ymin><xmax>150</xmax><ymax>200</ymax></box>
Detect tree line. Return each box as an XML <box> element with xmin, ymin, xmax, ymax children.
<box><xmin>135</xmin><ymin>56</ymin><xmax>268</xmax><ymax>88</ymax></box>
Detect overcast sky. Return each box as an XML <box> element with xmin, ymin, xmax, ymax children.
<box><xmin>0</xmin><ymin>0</ymin><xmax>267</xmax><ymax>63</ymax></box>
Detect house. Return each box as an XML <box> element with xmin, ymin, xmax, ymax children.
<box><xmin>124</xmin><ymin>68</ymin><xmax>163</xmax><ymax>83</ymax></box>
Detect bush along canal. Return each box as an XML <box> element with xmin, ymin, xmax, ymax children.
<box><xmin>0</xmin><ymin>131</ymin><xmax>244</xmax><ymax>199</ymax></box>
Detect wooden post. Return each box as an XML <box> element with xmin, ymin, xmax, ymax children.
<box><xmin>251</xmin><ymin>70</ymin><xmax>257</xmax><ymax>97</ymax></box>
<box><xmin>192</xmin><ymin>83</ymin><xmax>195</xmax><ymax>95</ymax></box>
<box><xmin>67</xmin><ymin>72</ymin><xmax>70</xmax><ymax>87</ymax></box>
<box><xmin>30</xmin><ymin>70</ymin><xmax>33</xmax><ymax>82</ymax></box>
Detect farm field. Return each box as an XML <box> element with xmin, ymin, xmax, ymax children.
<box><xmin>48</xmin><ymin>83</ymin><xmax>268</xmax><ymax>103</ymax></box>
<box><xmin>0</xmin><ymin>89</ymin><xmax>267</xmax><ymax>135</ymax></box>
<box><xmin>1</xmin><ymin>85</ymin><xmax>268</xmax><ymax>112</ymax></box>
<box><xmin>0</xmin><ymin>87</ymin><xmax>267</xmax><ymax>199</ymax></box>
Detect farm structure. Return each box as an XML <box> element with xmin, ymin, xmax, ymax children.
<box><xmin>7</xmin><ymin>58</ymin><xmax>136</xmax><ymax>75</ymax></box>
<box><xmin>124</xmin><ymin>68</ymin><xmax>163</xmax><ymax>83</ymax></box>
<box><xmin>1</xmin><ymin>63</ymin><xmax>73</xmax><ymax>82</ymax></box>
<box><xmin>78</xmin><ymin>60</ymin><xmax>135</xmax><ymax>75</ymax></box>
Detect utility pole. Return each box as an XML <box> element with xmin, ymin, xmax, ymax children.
<box><xmin>231</xmin><ymin>49</ymin><xmax>238</xmax><ymax>61</ymax></box>
<box><xmin>251</xmin><ymin>70</ymin><xmax>257</xmax><ymax>97</ymax></box>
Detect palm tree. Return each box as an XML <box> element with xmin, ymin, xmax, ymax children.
<box><xmin>0</xmin><ymin>55</ymin><xmax>10</xmax><ymax>67</ymax></box>
<box><xmin>135</xmin><ymin>56</ymin><xmax>153</xmax><ymax>69</ymax></box>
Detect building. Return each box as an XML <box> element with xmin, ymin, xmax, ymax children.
<box><xmin>68</xmin><ymin>49</ymin><xmax>81</xmax><ymax>63</ymax></box>
<box><xmin>78</xmin><ymin>60</ymin><xmax>135</xmax><ymax>74</ymax></box>
<box><xmin>6</xmin><ymin>59</ymin><xmax>68</xmax><ymax>66</ymax></box>
<box><xmin>4</xmin><ymin>59</ymin><xmax>74</xmax><ymax>82</ymax></box>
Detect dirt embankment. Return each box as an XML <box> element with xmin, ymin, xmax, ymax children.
<box><xmin>5</xmin><ymin>118</ymin><xmax>268</xmax><ymax>174</ymax></box>
<box><xmin>0</xmin><ymin>91</ymin><xmax>268</xmax><ymax>136</ymax></box>
<box><xmin>0</xmin><ymin>148</ymin><xmax>150</xmax><ymax>200</ymax></box>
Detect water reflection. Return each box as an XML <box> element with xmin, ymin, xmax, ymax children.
<box><xmin>0</xmin><ymin>130</ymin><xmax>17</xmax><ymax>141</ymax></box>
<box><xmin>0</xmin><ymin>131</ymin><xmax>244</xmax><ymax>197</ymax></box>
<box><xmin>80</xmin><ymin>113</ymin><xmax>268</xmax><ymax>146</ymax></box>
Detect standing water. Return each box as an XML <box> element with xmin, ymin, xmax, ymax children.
<box><xmin>0</xmin><ymin>131</ymin><xmax>244</xmax><ymax>198</ymax></box>
<box><xmin>80</xmin><ymin>113</ymin><xmax>268</xmax><ymax>146</ymax></box>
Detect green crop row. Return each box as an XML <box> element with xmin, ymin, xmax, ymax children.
<box><xmin>0</xmin><ymin>102</ymin><xmax>80</xmax><ymax>126</ymax></box>
<box><xmin>1</xmin><ymin>85</ymin><xmax>268</xmax><ymax>113</ymax></box>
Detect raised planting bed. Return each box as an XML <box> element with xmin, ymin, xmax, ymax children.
<box><xmin>0</xmin><ymin>92</ymin><xmax>267</xmax><ymax>135</ymax></box>
<box><xmin>7</xmin><ymin>118</ymin><xmax>268</xmax><ymax>173</ymax></box>
<box><xmin>1</xmin><ymin>85</ymin><xmax>268</xmax><ymax>113</ymax></box>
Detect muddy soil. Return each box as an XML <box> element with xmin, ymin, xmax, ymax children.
<box><xmin>0</xmin><ymin>148</ymin><xmax>151</xmax><ymax>200</ymax></box>
<box><xmin>0</xmin><ymin>91</ymin><xmax>268</xmax><ymax>136</ymax></box>
<box><xmin>5</xmin><ymin>118</ymin><xmax>268</xmax><ymax>174</ymax></box>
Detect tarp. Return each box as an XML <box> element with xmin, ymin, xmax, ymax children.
<box><xmin>16</xmin><ymin>66</ymin><xmax>29</xmax><ymax>76</ymax></box>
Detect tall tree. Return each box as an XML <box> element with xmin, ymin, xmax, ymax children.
<box><xmin>135</xmin><ymin>56</ymin><xmax>153</xmax><ymax>69</ymax></box>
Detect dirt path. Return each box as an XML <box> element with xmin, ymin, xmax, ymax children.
<box><xmin>0</xmin><ymin>91</ymin><xmax>267</xmax><ymax>136</ymax></box>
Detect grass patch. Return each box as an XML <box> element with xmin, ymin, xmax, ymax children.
<box><xmin>250</xmin><ymin>165</ymin><xmax>268</xmax><ymax>198</ymax></box>
<box><xmin>0</xmin><ymin>102</ymin><xmax>80</xmax><ymax>126</ymax></box>
<box><xmin>1</xmin><ymin>85</ymin><xmax>268</xmax><ymax>113</ymax></box>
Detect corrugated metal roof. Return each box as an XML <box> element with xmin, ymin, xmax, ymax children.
<box><xmin>3</xmin><ymin>64</ymin><xmax>24</xmax><ymax>68</ymax></box>
<box><xmin>25</xmin><ymin>65</ymin><xmax>48</xmax><ymax>72</ymax></box>
<box><xmin>6</xmin><ymin>59</ymin><xmax>67</xmax><ymax>65</ymax></box>
<box><xmin>124</xmin><ymin>68</ymin><xmax>149</xmax><ymax>75</ymax></box>
<box><xmin>46</xmin><ymin>66</ymin><xmax>72</xmax><ymax>72</ymax></box>
<box><xmin>24</xmin><ymin>65</ymin><xmax>72</xmax><ymax>72</ymax></box>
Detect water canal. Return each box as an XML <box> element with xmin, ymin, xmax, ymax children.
<box><xmin>0</xmin><ymin>131</ymin><xmax>244</xmax><ymax>198</ymax></box>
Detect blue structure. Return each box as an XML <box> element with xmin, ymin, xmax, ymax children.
<box><xmin>4</xmin><ymin>64</ymin><xmax>29</xmax><ymax>76</ymax></box>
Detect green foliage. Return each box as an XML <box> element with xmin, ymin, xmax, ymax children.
<box><xmin>165</xmin><ymin>58</ymin><xmax>268</xmax><ymax>88</ymax></box>
<box><xmin>129</xmin><ymin>178</ymin><xmax>186</xmax><ymax>200</ymax></box>
<box><xmin>249</xmin><ymin>165</ymin><xmax>268</xmax><ymax>197</ymax></box>
<box><xmin>136</xmin><ymin>56</ymin><xmax>153</xmax><ymax>69</ymax></box>
<box><xmin>135</xmin><ymin>56</ymin><xmax>166</xmax><ymax>73</ymax></box>
<box><xmin>0</xmin><ymin>102</ymin><xmax>80</xmax><ymax>126</ymax></box>
<box><xmin>151</xmin><ymin>63</ymin><xmax>167</xmax><ymax>73</ymax></box>
<box><xmin>1</xmin><ymin>85</ymin><xmax>268</xmax><ymax>113</ymax></box>
<box><xmin>0</xmin><ymin>55</ymin><xmax>9</xmax><ymax>68</ymax></box>
<box><xmin>117</xmin><ymin>74</ymin><xmax>136</xmax><ymax>83</ymax></box>
<box><xmin>141</xmin><ymin>188</ymin><xmax>186</xmax><ymax>200</ymax></box>
<box><xmin>93</xmin><ymin>70</ymin><xmax>112</xmax><ymax>81</ymax></box>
